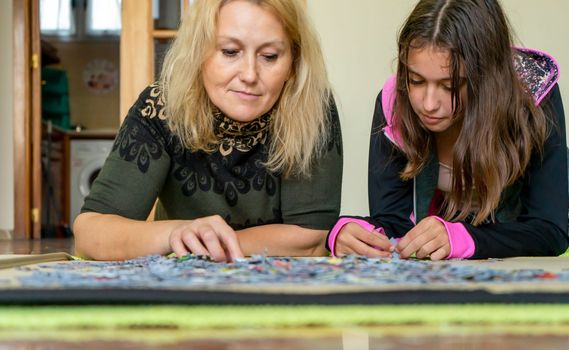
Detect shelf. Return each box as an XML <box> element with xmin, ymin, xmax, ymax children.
<box><xmin>153</xmin><ymin>29</ymin><xmax>177</xmax><ymax>39</ymax></box>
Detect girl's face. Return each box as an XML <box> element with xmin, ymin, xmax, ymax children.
<box><xmin>202</xmin><ymin>0</ymin><xmax>293</xmax><ymax>122</ymax></box>
<box><xmin>406</xmin><ymin>45</ymin><xmax>467</xmax><ymax>135</ymax></box>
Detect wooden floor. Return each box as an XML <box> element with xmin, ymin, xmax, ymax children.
<box><xmin>1</xmin><ymin>327</ymin><xmax>568</xmax><ymax>349</ymax></box>
<box><xmin>0</xmin><ymin>238</ymin><xmax>75</xmax><ymax>255</ymax></box>
<box><xmin>1</xmin><ymin>239</ymin><xmax>568</xmax><ymax>349</ymax></box>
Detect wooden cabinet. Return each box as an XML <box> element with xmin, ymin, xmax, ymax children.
<box><xmin>120</xmin><ymin>0</ymin><xmax>187</xmax><ymax>121</ymax></box>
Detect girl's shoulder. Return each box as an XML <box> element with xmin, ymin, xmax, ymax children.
<box><xmin>513</xmin><ymin>48</ymin><xmax>560</xmax><ymax>106</ymax></box>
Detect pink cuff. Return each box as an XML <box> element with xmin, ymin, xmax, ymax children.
<box><xmin>328</xmin><ymin>218</ymin><xmax>379</xmax><ymax>257</ymax></box>
<box><xmin>431</xmin><ymin>216</ymin><xmax>475</xmax><ymax>259</ymax></box>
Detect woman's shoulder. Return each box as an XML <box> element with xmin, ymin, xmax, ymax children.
<box><xmin>513</xmin><ymin>48</ymin><xmax>560</xmax><ymax>106</ymax></box>
<box><xmin>127</xmin><ymin>82</ymin><xmax>168</xmax><ymax>121</ymax></box>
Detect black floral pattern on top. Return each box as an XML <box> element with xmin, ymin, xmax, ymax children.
<box><xmin>164</xmin><ymin>99</ymin><xmax>277</xmax><ymax>207</ymax></box>
<box><xmin>225</xmin><ymin>207</ymin><xmax>283</xmax><ymax>229</ymax></box>
<box><xmin>115</xmin><ymin>84</ymin><xmax>339</xmax><ymax>209</ymax></box>
<box><xmin>113</xmin><ymin>116</ymin><xmax>164</xmax><ymax>173</ymax></box>
<box><xmin>171</xmin><ymin>138</ymin><xmax>277</xmax><ymax>207</ymax></box>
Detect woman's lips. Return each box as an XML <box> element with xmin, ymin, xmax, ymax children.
<box><xmin>233</xmin><ymin>90</ymin><xmax>261</xmax><ymax>101</ymax></box>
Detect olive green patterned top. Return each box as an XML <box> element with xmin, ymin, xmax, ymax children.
<box><xmin>81</xmin><ymin>84</ymin><xmax>343</xmax><ymax>230</ymax></box>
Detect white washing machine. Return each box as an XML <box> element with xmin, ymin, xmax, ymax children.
<box><xmin>69</xmin><ymin>139</ymin><xmax>114</xmax><ymax>224</ymax></box>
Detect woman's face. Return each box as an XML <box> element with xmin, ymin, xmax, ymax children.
<box><xmin>202</xmin><ymin>0</ymin><xmax>293</xmax><ymax>122</ymax></box>
<box><xmin>406</xmin><ymin>45</ymin><xmax>466</xmax><ymax>135</ymax></box>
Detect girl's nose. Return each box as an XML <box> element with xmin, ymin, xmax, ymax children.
<box><xmin>423</xmin><ymin>85</ymin><xmax>441</xmax><ymax>112</ymax></box>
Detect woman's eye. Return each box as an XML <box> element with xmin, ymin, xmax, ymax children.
<box><xmin>409</xmin><ymin>79</ymin><xmax>424</xmax><ymax>85</ymax></box>
<box><xmin>262</xmin><ymin>54</ymin><xmax>278</xmax><ymax>62</ymax></box>
<box><xmin>442</xmin><ymin>84</ymin><xmax>452</xmax><ymax>91</ymax></box>
<box><xmin>221</xmin><ymin>49</ymin><xmax>238</xmax><ymax>57</ymax></box>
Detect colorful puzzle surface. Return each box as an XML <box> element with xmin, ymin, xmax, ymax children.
<box><xmin>1</xmin><ymin>255</ymin><xmax>569</xmax><ymax>304</ymax></box>
<box><xmin>10</xmin><ymin>254</ymin><xmax>569</xmax><ymax>287</ymax></box>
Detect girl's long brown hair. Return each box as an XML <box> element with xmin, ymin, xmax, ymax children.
<box><xmin>395</xmin><ymin>0</ymin><xmax>548</xmax><ymax>225</ymax></box>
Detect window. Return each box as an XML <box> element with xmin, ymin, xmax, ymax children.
<box><xmin>40</xmin><ymin>0</ymin><xmax>74</xmax><ymax>35</ymax></box>
<box><xmin>40</xmin><ymin>0</ymin><xmax>122</xmax><ymax>38</ymax></box>
<box><xmin>86</xmin><ymin>0</ymin><xmax>121</xmax><ymax>35</ymax></box>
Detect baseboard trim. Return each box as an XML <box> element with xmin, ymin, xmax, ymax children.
<box><xmin>0</xmin><ymin>229</ymin><xmax>13</xmax><ymax>240</ymax></box>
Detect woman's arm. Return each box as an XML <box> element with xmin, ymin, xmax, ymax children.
<box><xmin>279</xmin><ymin>96</ymin><xmax>343</xmax><ymax>252</ymax></box>
<box><xmin>74</xmin><ymin>212</ymin><xmax>325</xmax><ymax>260</ymax></box>
<box><xmin>238</xmin><ymin>224</ymin><xmax>328</xmax><ymax>256</ymax></box>
<box><xmin>74</xmin><ymin>212</ymin><xmax>177</xmax><ymax>260</ymax></box>
<box><xmin>75</xmin><ymin>212</ymin><xmax>245</xmax><ymax>261</ymax></box>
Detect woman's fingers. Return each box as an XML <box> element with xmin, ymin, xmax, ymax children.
<box><xmin>179</xmin><ymin>229</ymin><xmax>210</xmax><ymax>257</ymax></box>
<box><xmin>209</xmin><ymin>216</ymin><xmax>244</xmax><ymax>260</ymax></box>
<box><xmin>169</xmin><ymin>215</ymin><xmax>243</xmax><ymax>262</ymax></box>
<box><xmin>169</xmin><ymin>228</ymin><xmax>191</xmax><ymax>258</ymax></box>
<box><xmin>200</xmin><ymin>229</ymin><xmax>228</xmax><ymax>262</ymax></box>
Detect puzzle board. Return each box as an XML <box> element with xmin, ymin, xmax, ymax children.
<box><xmin>1</xmin><ymin>255</ymin><xmax>568</xmax><ymax>304</ymax></box>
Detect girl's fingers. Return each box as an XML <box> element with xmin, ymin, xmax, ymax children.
<box><xmin>430</xmin><ymin>246</ymin><xmax>450</xmax><ymax>261</ymax></box>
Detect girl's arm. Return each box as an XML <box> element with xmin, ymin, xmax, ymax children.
<box><xmin>368</xmin><ymin>90</ymin><xmax>415</xmax><ymax>237</ymax></box>
<box><xmin>460</xmin><ymin>84</ymin><xmax>568</xmax><ymax>258</ymax></box>
<box><xmin>327</xmin><ymin>90</ymin><xmax>415</xmax><ymax>257</ymax></box>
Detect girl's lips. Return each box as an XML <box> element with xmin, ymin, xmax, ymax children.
<box><xmin>421</xmin><ymin>114</ymin><xmax>444</xmax><ymax>125</ymax></box>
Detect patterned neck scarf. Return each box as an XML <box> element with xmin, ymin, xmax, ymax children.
<box><xmin>213</xmin><ymin>111</ymin><xmax>272</xmax><ymax>156</ymax></box>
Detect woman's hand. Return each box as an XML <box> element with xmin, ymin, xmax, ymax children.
<box><xmin>168</xmin><ymin>215</ymin><xmax>244</xmax><ymax>262</ymax></box>
<box><xmin>334</xmin><ymin>223</ymin><xmax>393</xmax><ymax>258</ymax></box>
<box><xmin>396</xmin><ymin>217</ymin><xmax>450</xmax><ymax>260</ymax></box>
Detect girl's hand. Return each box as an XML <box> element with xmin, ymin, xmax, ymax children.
<box><xmin>334</xmin><ymin>223</ymin><xmax>393</xmax><ymax>258</ymax></box>
<box><xmin>168</xmin><ymin>215</ymin><xmax>244</xmax><ymax>262</ymax></box>
<box><xmin>396</xmin><ymin>217</ymin><xmax>450</xmax><ymax>260</ymax></box>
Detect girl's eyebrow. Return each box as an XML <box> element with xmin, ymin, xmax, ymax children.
<box><xmin>408</xmin><ymin>69</ymin><xmax>465</xmax><ymax>83</ymax></box>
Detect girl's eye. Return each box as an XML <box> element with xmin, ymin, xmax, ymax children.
<box><xmin>409</xmin><ymin>79</ymin><xmax>424</xmax><ymax>85</ymax></box>
<box><xmin>221</xmin><ymin>49</ymin><xmax>239</xmax><ymax>57</ymax></box>
<box><xmin>442</xmin><ymin>84</ymin><xmax>452</xmax><ymax>91</ymax></box>
<box><xmin>262</xmin><ymin>54</ymin><xmax>278</xmax><ymax>62</ymax></box>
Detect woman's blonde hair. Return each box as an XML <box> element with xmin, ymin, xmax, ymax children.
<box><xmin>160</xmin><ymin>0</ymin><xmax>331</xmax><ymax>177</ymax></box>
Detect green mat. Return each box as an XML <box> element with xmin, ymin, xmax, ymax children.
<box><xmin>2</xmin><ymin>305</ymin><xmax>569</xmax><ymax>330</ymax></box>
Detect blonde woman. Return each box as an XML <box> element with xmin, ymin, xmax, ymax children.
<box><xmin>74</xmin><ymin>0</ymin><xmax>342</xmax><ymax>261</ymax></box>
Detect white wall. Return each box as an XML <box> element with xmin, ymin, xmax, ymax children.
<box><xmin>308</xmin><ymin>0</ymin><xmax>569</xmax><ymax>216</ymax></box>
<box><xmin>0</xmin><ymin>1</ymin><xmax>14</xmax><ymax>232</ymax></box>
<box><xmin>1</xmin><ymin>1</ymin><xmax>567</xmax><ymax>229</ymax></box>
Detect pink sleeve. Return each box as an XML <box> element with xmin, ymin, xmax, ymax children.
<box><xmin>327</xmin><ymin>218</ymin><xmax>378</xmax><ymax>258</ymax></box>
<box><xmin>432</xmin><ymin>216</ymin><xmax>475</xmax><ymax>259</ymax></box>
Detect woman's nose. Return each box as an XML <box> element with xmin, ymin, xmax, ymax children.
<box><xmin>239</xmin><ymin>55</ymin><xmax>258</xmax><ymax>84</ymax></box>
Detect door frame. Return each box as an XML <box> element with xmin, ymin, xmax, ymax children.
<box><xmin>13</xmin><ymin>0</ymin><xmax>41</xmax><ymax>240</ymax></box>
